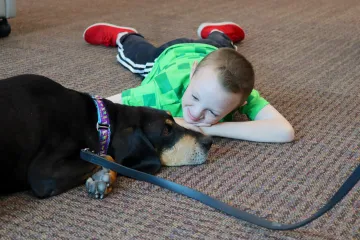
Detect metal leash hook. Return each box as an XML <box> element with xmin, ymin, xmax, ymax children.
<box><xmin>80</xmin><ymin>148</ymin><xmax>360</xmax><ymax>230</ymax></box>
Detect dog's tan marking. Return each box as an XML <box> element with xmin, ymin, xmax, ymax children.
<box><xmin>166</xmin><ymin>111</ymin><xmax>172</xmax><ymax>116</ymax></box>
<box><xmin>165</xmin><ymin>118</ymin><xmax>173</xmax><ymax>125</ymax></box>
<box><xmin>160</xmin><ymin>135</ymin><xmax>208</xmax><ymax>166</ymax></box>
<box><xmin>86</xmin><ymin>155</ymin><xmax>118</xmax><ymax>198</ymax></box>
<box><xmin>103</xmin><ymin>155</ymin><xmax>117</xmax><ymax>195</ymax></box>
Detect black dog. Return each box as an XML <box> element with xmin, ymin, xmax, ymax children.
<box><xmin>0</xmin><ymin>74</ymin><xmax>212</xmax><ymax>199</ymax></box>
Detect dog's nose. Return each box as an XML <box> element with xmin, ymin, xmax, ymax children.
<box><xmin>201</xmin><ymin>136</ymin><xmax>213</xmax><ymax>150</ymax></box>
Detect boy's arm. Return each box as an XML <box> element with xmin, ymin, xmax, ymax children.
<box><xmin>106</xmin><ymin>93</ymin><xmax>123</xmax><ymax>104</ymax></box>
<box><xmin>200</xmin><ymin>104</ymin><xmax>295</xmax><ymax>143</ymax></box>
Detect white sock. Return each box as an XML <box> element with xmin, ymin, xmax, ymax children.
<box><xmin>116</xmin><ymin>32</ymin><xmax>129</xmax><ymax>46</ymax></box>
<box><xmin>210</xmin><ymin>29</ymin><xmax>224</xmax><ymax>34</ymax></box>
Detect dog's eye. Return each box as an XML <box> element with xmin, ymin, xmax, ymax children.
<box><xmin>162</xmin><ymin>124</ymin><xmax>173</xmax><ymax>136</ymax></box>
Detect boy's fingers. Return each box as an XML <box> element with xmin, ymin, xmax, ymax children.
<box><xmin>194</xmin><ymin>123</ymin><xmax>211</xmax><ymax>127</ymax></box>
<box><xmin>187</xmin><ymin>125</ymin><xmax>201</xmax><ymax>132</ymax></box>
<box><xmin>184</xmin><ymin>124</ymin><xmax>203</xmax><ymax>133</ymax></box>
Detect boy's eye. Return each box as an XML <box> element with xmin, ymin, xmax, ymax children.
<box><xmin>192</xmin><ymin>95</ymin><xmax>199</xmax><ymax>101</ymax></box>
<box><xmin>209</xmin><ymin>110</ymin><xmax>218</xmax><ymax>117</ymax></box>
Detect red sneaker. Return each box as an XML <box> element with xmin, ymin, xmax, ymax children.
<box><xmin>83</xmin><ymin>23</ymin><xmax>137</xmax><ymax>47</ymax></box>
<box><xmin>197</xmin><ymin>22</ymin><xmax>245</xmax><ymax>43</ymax></box>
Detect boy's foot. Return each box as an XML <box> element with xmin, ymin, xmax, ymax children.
<box><xmin>197</xmin><ymin>22</ymin><xmax>245</xmax><ymax>43</ymax></box>
<box><xmin>83</xmin><ymin>23</ymin><xmax>137</xmax><ymax>47</ymax></box>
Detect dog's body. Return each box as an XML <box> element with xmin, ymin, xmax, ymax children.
<box><xmin>0</xmin><ymin>74</ymin><xmax>212</xmax><ymax>198</ymax></box>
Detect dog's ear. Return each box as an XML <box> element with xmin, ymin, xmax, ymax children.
<box><xmin>110</xmin><ymin>127</ymin><xmax>161</xmax><ymax>174</ymax></box>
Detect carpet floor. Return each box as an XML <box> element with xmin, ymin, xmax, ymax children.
<box><xmin>0</xmin><ymin>0</ymin><xmax>359</xmax><ymax>239</ymax></box>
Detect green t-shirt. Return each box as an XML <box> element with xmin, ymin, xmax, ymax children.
<box><xmin>122</xmin><ymin>43</ymin><xmax>269</xmax><ymax>121</ymax></box>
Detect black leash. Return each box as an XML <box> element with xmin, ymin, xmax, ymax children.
<box><xmin>80</xmin><ymin>149</ymin><xmax>360</xmax><ymax>230</ymax></box>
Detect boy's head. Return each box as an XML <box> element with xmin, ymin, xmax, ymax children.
<box><xmin>182</xmin><ymin>48</ymin><xmax>255</xmax><ymax>125</ymax></box>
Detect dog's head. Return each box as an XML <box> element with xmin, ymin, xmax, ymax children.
<box><xmin>109</xmin><ymin>106</ymin><xmax>213</xmax><ymax>174</ymax></box>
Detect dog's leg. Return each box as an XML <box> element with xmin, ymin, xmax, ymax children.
<box><xmin>28</xmin><ymin>153</ymin><xmax>117</xmax><ymax>199</ymax></box>
<box><xmin>28</xmin><ymin>154</ymin><xmax>101</xmax><ymax>198</ymax></box>
<box><xmin>85</xmin><ymin>155</ymin><xmax>117</xmax><ymax>199</ymax></box>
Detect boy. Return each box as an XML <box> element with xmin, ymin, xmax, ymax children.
<box><xmin>83</xmin><ymin>22</ymin><xmax>294</xmax><ymax>143</ymax></box>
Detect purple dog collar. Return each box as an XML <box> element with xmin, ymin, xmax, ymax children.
<box><xmin>91</xmin><ymin>95</ymin><xmax>111</xmax><ymax>155</ymax></box>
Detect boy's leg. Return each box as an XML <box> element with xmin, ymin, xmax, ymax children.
<box><xmin>116</xmin><ymin>33</ymin><xmax>158</xmax><ymax>78</ymax></box>
<box><xmin>84</xmin><ymin>23</ymin><xmax>160</xmax><ymax>78</ymax></box>
<box><xmin>155</xmin><ymin>21</ymin><xmax>245</xmax><ymax>54</ymax></box>
<box><xmin>155</xmin><ymin>31</ymin><xmax>235</xmax><ymax>54</ymax></box>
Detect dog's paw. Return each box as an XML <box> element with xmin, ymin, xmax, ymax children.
<box><xmin>85</xmin><ymin>168</ymin><xmax>113</xmax><ymax>199</ymax></box>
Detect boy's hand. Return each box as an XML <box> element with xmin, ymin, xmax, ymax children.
<box><xmin>174</xmin><ymin>118</ymin><xmax>204</xmax><ymax>134</ymax></box>
<box><xmin>193</xmin><ymin>123</ymin><xmax>212</xmax><ymax>127</ymax></box>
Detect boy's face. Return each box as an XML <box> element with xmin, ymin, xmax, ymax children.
<box><xmin>182</xmin><ymin>63</ymin><xmax>243</xmax><ymax>125</ymax></box>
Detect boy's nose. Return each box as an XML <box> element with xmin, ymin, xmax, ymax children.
<box><xmin>192</xmin><ymin>108</ymin><xmax>204</xmax><ymax>120</ymax></box>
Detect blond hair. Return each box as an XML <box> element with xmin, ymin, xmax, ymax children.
<box><xmin>194</xmin><ymin>48</ymin><xmax>255</xmax><ymax>104</ymax></box>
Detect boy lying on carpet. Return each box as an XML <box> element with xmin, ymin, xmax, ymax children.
<box><xmin>83</xmin><ymin>21</ymin><xmax>294</xmax><ymax>143</ymax></box>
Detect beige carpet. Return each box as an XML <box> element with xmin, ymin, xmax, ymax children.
<box><xmin>1</xmin><ymin>0</ymin><xmax>359</xmax><ymax>239</ymax></box>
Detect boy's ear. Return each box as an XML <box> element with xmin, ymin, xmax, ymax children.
<box><xmin>190</xmin><ymin>61</ymin><xmax>198</xmax><ymax>79</ymax></box>
<box><xmin>236</xmin><ymin>101</ymin><xmax>247</xmax><ymax>109</ymax></box>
